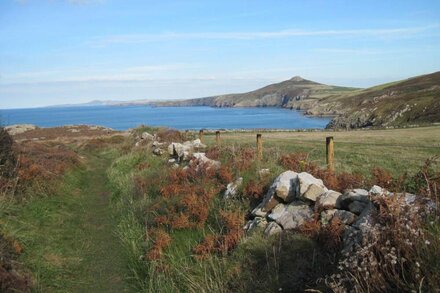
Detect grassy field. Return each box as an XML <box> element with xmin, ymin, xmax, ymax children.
<box><xmin>1</xmin><ymin>125</ymin><xmax>439</xmax><ymax>292</ymax></box>
<box><xmin>201</xmin><ymin>126</ymin><xmax>440</xmax><ymax>175</ymax></box>
<box><xmin>0</xmin><ymin>152</ymin><xmax>129</xmax><ymax>292</ymax></box>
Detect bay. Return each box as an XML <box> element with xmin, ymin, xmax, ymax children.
<box><xmin>0</xmin><ymin>105</ymin><xmax>330</xmax><ymax>130</ymax></box>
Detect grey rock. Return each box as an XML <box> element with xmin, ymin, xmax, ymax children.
<box><xmin>271</xmin><ymin>170</ymin><xmax>299</xmax><ymax>202</ymax></box>
<box><xmin>224</xmin><ymin>177</ymin><xmax>243</xmax><ymax>199</ymax></box>
<box><xmin>244</xmin><ymin>217</ymin><xmax>268</xmax><ymax>235</ymax></box>
<box><xmin>264</xmin><ymin>222</ymin><xmax>283</xmax><ymax>236</ymax></box>
<box><xmin>337</xmin><ymin>189</ymin><xmax>370</xmax><ymax>209</ymax></box>
<box><xmin>318</xmin><ymin>190</ymin><xmax>342</xmax><ymax>208</ymax></box>
<box><xmin>348</xmin><ymin>201</ymin><xmax>368</xmax><ymax>215</ymax></box>
<box><xmin>320</xmin><ymin>209</ymin><xmax>337</xmax><ymax>225</ymax></box>
<box><xmin>192</xmin><ymin>153</ymin><xmax>221</xmax><ymax>170</ymax></box>
<box><xmin>153</xmin><ymin>148</ymin><xmax>164</xmax><ymax>156</ymax></box>
<box><xmin>335</xmin><ymin>210</ymin><xmax>357</xmax><ymax>225</ymax></box>
<box><xmin>268</xmin><ymin>202</ymin><xmax>313</xmax><ymax>230</ymax></box>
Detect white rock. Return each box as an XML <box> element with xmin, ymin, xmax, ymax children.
<box><xmin>298</xmin><ymin>172</ymin><xmax>328</xmax><ymax>202</ymax></box>
<box><xmin>369</xmin><ymin>185</ymin><xmax>383</xmax><ymax>196</ymax></box>
<box><xmin>318</xmin><ymin>190</ymin><xmax>342</xmax><ymax>208</ymax></box>
<box><xmin>224</xmin><ymin>177</ymin><xmax>243</xmax><ymax>199</ymax></box>
<box><xmin>244</xmin><ymin>217</ymin><xmax>268</xmax><ymax>234</ymax></box>
<box><xmin>141</xmin><ymin>132</ymin><xmax>155</xmax><ymax>141</ymax></box>
<box><xmin>192</xmin><ymin>153</ymin><xmax>221</xmax><ymax>170</ymax></box>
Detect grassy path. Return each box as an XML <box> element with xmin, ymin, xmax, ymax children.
<box><xmin>2</xmin><ymin>153</ymin><xmax>129</xmax><ymax>292</ymax></box>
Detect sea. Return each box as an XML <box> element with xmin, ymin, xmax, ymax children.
<box><xmin>0</xmin><ymin>105</ymin><xmax>331</xmax><ymax>131</ymax></box>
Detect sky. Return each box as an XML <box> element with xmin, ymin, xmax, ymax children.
<box><xmin>0</xmin><ymin>0</ymin><xmax>439</xmax><ymax>109</ymax></box>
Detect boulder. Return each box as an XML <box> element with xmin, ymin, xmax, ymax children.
<box><xmin>336</xmin><ymin>189</ymin><xmax>369</xmax><ymax>209</ymax></box>
<box><xmin>317</xmin><ymin>190</ymin><xmax>342</xmax><ymax>208</ymax></box>
<box><xmin>251</xmin><ymin>171</ymin><xmax>299</xmax><ymax>216</ymax></box>
<box><xmin>244</xmin><ymin>217</ymin><xmax>268</xmax><ymax>235</ymax></box>
<box><xmin>224</xmin><ymin>177</ymin><xmax>243</xmax><ymax>199</ymax></box>
<box><xmin>335</xmin><ymin>210</ymin><xmax>357</xmax><ymax>225</ymax></box>
<box><xmin>269</xmin><ymin>170</ymin><xmax>299</xmax><ymax>202</ymax></box>
<box><xmin>369</xmin><ymin>185</ymin><xmax>383</xmax><ymax>196</ymax></box>
<box><xmin>320</xmin><ymin>209</ymin><xmax>337</xmax><ymax>225</ymax></box>
<box><xmin>264</xmin><ymin>222</ymin><xmax>282</xmax><ymax>236</ymax></box>
<box><xmin>321</xmin><ymin>209</ymin><xmax>357</xmax><ymax>226</ymax></box>
<box><xmin>141</xmin><ymin>132</ymin><xmax>155</xmax><ymax>141</ymax></box>
<box><xmin>348</xmin><ymin>201</ymin><xmax>368</xmax><ymax>215</ymax></box>
<box><xmin>298</xmin><ymin>172</ymin><xmax>328</xmax><ymax>202</ymax></box>
<box><xmin>192</xmin><ymin>153</ymin><xmax>221</xmax><ymax>170</ymax></box>
<box><xmin>267</xmin><ymin>202</ymin><xmax>313</xmax><ymax>230</ymax></box>
<box><xmin>191</xmin><ymin>139</ymin><xmax>207</xmax><ymax>149</ymax></box>
<box><xmin>352</xmin><ymin>202</ymin><xmax>376</xmax><ymax>235</ymax></box>
<box><xmin>152</xmin><ymin>141</ymin><xmax>165</xmax><ymax>148</ymax></box>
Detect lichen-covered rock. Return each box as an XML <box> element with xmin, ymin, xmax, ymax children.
<box><xmin>264</xmin><ymin>222</ymin><xmax>282</xmax><ymax>236</ymax></box>
<box><xmin>224</xmin><ymin>177</ymin><xmax>243</xmax><ymax>199</ymax></box>
<box><xmin>318</xmin><ymin>190</ymin><xmax>342</xmax><ymax>208</ymax></box>
<box><xmin>298</xmin><ymin>172</ymin><xmax>328</xmax><ymax>201</ymax></box>
<box><xmin>267</xmin><ymin>202</ymin><xmax>313</xmax><ymax>230</ymax></box>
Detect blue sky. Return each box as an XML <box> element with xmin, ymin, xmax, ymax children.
<box><xmin>0</xmin><ymin>0</ymin><xmax>439</xmax><ymax>109</ymax></box>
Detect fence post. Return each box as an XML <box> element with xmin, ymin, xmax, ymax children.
<box><xmin>215</xmin><ymin>131</ymin><xmax>221</xmax><ymax>146</ymax></box>
<box><xmin>256</xmin><ymin>133</ymin><xmax>263</xmax><ymax>161</ymax></box>
<box><xmin>326</xmin><ymin>136</ymin><xmax>334</xmax><ymax>172</ymax></box>
<box><xmin>199</xmin><ymin>129</ymin><xmax>204</xmax><ymax>142</ymax></box>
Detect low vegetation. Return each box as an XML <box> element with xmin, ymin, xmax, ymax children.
<box><xmin>1</xmin><ymin>125</ymin><xmax>439</xmax><ymax>291</ymax></box>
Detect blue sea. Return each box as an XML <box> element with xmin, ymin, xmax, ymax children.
<box><xmin>0</xmin><ymin>105</ymin><xmax>330</xmax><ymax>131</ymax></box>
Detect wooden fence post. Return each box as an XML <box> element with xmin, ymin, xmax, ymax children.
<box><xmin>215</xmin><ymin>131</ymin><xmax>221</xmax><ymax>146</ymax></box>
<box><xmin>326</xmin><ymin>136</ymin><xmax>334</xmax><ymax>172</ymax></box>
<box><xmin>199</xmin><ymin>129</ymin><xmax>204</xmax><ymax>142</ymax></box>
<box><xmin>256</xmin><ymin>133</ymin><xmax>263</xmax><ymax>161</ymax></box>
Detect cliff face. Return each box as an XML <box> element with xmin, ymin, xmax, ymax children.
<box><xmin>157</xmin><ymin>72</ymin><xmax>440</xmax><ymax>129</ymax></box>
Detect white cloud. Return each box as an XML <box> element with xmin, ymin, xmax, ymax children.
<box><xmin>89</xmin><ymin>24</ymin><xmax>439</xmax><ymax>47</ymax></box>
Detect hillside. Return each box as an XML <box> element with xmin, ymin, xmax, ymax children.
<box><xmin>326</xmin><ymin>71</ymin><xmax>440</xmax><ymax>128</ymax></box>
<box><xmin>158</xmin><ymin>76</ymin><xmax>359</xmax><ymax>115</ymax></box>
<box><xmin>157</xmin><ymin>72</ymin><xmax>440</xmax><ymax>129</ymax></box>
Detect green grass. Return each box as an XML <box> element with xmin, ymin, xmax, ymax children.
<box><xmin>0</xmin><ymin>152</ymin><xmax>130</xmax><ymax>292</ymax></box>
<box><xmin>201</xmin><ymin>126</ymin><xmax>440</xmax><ymax>176</ymax></box>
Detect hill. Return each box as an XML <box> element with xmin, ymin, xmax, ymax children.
<box><xmin>326</xmin><ymin>71</ymin><xmax>440</xmax><ymax>128</ymax></box>
<box><xmin>157</xmin><ymin>72</ymin><xmax>440</xmax><ymax>129</ymax></box>
<box><xmin>157</xmin><ymin>76</ymin><xmax>359</xmax><ymax>114</ymax></box>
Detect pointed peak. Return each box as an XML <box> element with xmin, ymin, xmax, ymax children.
<box><xmin>290</xmin><ymin>76</ymin><xmax>306</xmax><ymax>82</ymax></box>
